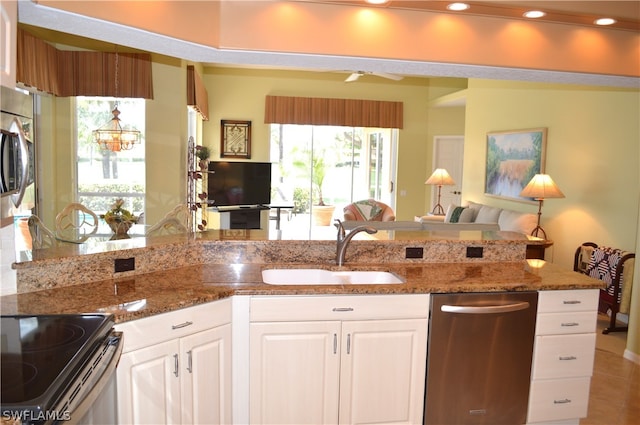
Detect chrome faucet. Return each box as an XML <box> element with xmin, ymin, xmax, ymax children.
<box><xmin>334</xmin><ymin>219</ymin><xmax>378</xmax><ymax>266</ymax></box>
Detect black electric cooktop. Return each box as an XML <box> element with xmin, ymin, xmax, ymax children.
<box><xmin>0</xmin><ymin>314</ymin><xmax>114</xmax><ymax>413</ymax></box>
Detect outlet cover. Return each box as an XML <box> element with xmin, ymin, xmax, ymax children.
<box><xmin>405</xmin><ymin>247</ymin><xmax>424</xmax><ymax>259</ymax></box>
<box><xmin>115</xmin><ymin>257</ymin><xmax>135</xmax><ymax>273</ymax></box>
<box><xmin>466</xmin><ymin>247</ymin><xmax>484</xmax><ymax>258</ymax></box>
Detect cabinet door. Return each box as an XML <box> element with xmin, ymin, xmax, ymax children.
<box><xmin>250</xmin><ymin>321</ymin><xmax>341</xmax><ymax>424</ymax></box>
<box><xmin>339</xmin><ymin>319</ymin><xmax>428</xmax><ymax>425</ymax></box>
<box><xmin>180</xmin><ymin>324</ymin><xmax>232</xmax><ymax>425</ymax></box>
<box><xmin>116</xmin><ymin>339</ymin><xmax>181</xmax><ymax>424</ymax></box>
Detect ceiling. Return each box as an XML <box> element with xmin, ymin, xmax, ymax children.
<box><xmin>17</xmin><ymin>1</ymin><xmax>640</xmax><ymax>88</ymax></box>
<box><xmin>313</xmin><ymin>1</ymin><xmax>640</xmax><ymax>30</ymax></box>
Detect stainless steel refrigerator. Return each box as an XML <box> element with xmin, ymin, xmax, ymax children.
<box><xmin>424</xmin><ymin>292</ymin><xmax>538</xmax><ymax>425</ymax></box>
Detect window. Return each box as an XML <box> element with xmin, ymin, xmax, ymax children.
<box><xmin>75</xmin><ymin>97</ymin><xmax>145</xmax><ymax>233</ymax></box>
<box><xmin>270</xmin><ymin>124</ymin><xmax>396</xmax><ymax>232</ymax></box>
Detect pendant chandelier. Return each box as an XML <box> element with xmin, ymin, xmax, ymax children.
<box><xmin>93</xmin><ymin>48</ymin><xmax>140</xmax><ymax>152</ymax></box>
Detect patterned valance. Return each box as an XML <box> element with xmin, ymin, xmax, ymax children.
<box><xmin>17</xmin><ymin>28</ymin><xmax>154</xmax><ymax>99</ymax></box>
<box><xmin>187</xmin><ymin>65</ymin><xmax>209</xmax><ymax>121</ymax></box>
<box><xmin>264</xmin><ymin>95</ymin><xmax>403</xmax><ymax>129</ymax></box>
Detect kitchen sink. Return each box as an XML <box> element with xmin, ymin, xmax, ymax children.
<box><xmin>261</xmin><ymin>269</ymin><xmax>404</xmax><ymax>285</ymax></box>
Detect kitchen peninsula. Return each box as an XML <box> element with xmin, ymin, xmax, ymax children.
<box><xmin>2</xmin><ymin>229</ymin><xmax>603</xmax><ymax>425</ymax></box>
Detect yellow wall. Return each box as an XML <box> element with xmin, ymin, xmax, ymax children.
<box><xmin>201</xmin><ymin>67</ymin><xmax>433</xmax><ymax>221</ymax></box>
<box><xmin>144</xmin><ymin>56</ymin><xmax>188</xmax><ymax>225</ymax></box>
<box><xmin>463</xmin><ymin>78</ymin><xmax>640</xmax><ymax>358</ymax></box>
<box><xmin>42</xmin><ymin>55</ymin><xmax>187</xmax><ymax>227</ymax></box>
<box><xmin>462</xmin><ymin>79</ymin><xmax>639</xmax><ymax>270</ymax></box>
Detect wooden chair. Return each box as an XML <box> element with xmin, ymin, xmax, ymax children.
<box><xmin>55</xmin><ymin>203</ymin><xmax>99</xmax><ymax>243</ymax></box>
<box><xmin>574</xmin><ymin>242</ymin><xmax>635</xmax><ymax>334</ymax></box>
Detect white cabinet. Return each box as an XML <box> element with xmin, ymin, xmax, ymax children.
<box><xmin>249</xmin><ymin>295</ymin><xmax>429</xmax><ymax>425</ymax></box>
<box><xmin>115</xmin><ymin>299</ymin><xmax>232</xmax><ymax>424</ymax></box>
<box><xmin>117</xmin><ymin>338</ymin><xmax>182</xmax><ymax>424</ymax></box>
<box><xmin>527</xmin><ymin>289</ymin><xmax>599</xmax><ymax>424</ymax></box>
<box><xmin>0</xmin><ymin>0</ymin><xmax>16</xmax><ymax>88</ymax></box>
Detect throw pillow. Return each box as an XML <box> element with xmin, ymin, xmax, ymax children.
<box><xmin>443</xmin><ymin>203</ymin><xmax>458</xmax><ymax>222</ymax></box>
<box><xmin>351</xmin><ymin>199</ymin><xmax>383</xmax><ymax>221</ymax></box>
<box><xmin>475</xmin><ymin>205</ymin><xmax>502</xmax><ymax>223</ymax></box>
<box><xmin>448</xmin><ymin>206</ymin><xmax>466</xmax><ymax>223</ymax></box>
<box><xmin>458</xmin><ymin>207</ymin><xmax>476</xmax><ymax>223</ymax></box>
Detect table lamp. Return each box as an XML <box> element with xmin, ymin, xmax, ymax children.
<box><xmin>519</xmin><ymin>174</ymin><xmax>565</xmax><ymax>239</ymax></box>
<box><xmin>425</xmin><ymin>168</ymin><xmax>456</xmax><ymax>215</ymax></box>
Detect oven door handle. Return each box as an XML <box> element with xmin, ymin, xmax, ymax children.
<box><xmin>8</xmin><ymin>117</ymin><xmax>30</xmax><ymax>208</ymax></box>
<box><xmin>60</xmin><ymin>331</ymin><xmax>124</xmax><ymax>425</ymax></box>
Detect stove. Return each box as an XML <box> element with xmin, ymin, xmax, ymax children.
<box><xmin>1</xmin><ymin>314</ymin><xmax>122</xmax><ymax>424</ymax></box>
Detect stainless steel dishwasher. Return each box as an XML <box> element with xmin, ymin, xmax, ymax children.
<box><xmin>424</xmin><ymin>292</ymin><xmax>538</xmax><ymax>425</ymax></box>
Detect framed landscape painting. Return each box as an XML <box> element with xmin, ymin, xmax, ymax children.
<box><xmin>485</xmin><ymin>128</ymin><xmax>547</xmax><ymax>202</ymax></box>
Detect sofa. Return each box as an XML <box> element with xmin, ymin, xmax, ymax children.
<box><xmin>342</xmin><ymin>201</ymin><xmax>537</xmax><ymax>236</ymax></box>
<box><xmin>416</xmin><ymin>201</ymin><xmax>539</xmax><ymax>235</ymax></box>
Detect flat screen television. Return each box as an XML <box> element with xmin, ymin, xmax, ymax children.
<box><xmin>208</xmin><ymin>161</ymin><xmax>272</xmax><ymax>208</ymax></box>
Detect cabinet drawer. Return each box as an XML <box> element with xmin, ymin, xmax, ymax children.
<box><xmin>531</xmin><ymin>334</ymin><xmax>596</xmax><ymax>379</ymax></box>
<box><xmin>527</xmin><ymin>377</ymin><xmax>590</xmax><ymax>423</ymax></box>
<box><xmin>115</xmin><ymin>298</ymin><xmax>232</xmax><ymax>353</ymax></box>
<box><xmin>250</xmin><ymin>294</ymin><xmax>430</xmax><ymax>322</ymax></box>
<box><xmin>535</xmin><ymin>311</ymin><xmax>597</xmax><ymax>335</ymax></box>
<box><xmin>537</xmin><ymin>290</ymin><xmax>598</xmax><ymax>313</ymax></box>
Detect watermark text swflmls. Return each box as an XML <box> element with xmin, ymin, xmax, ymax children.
<box><xmin>2</xmin><ymin>410</ymin><xmax>71</xmax><ymax>422</ymax></box>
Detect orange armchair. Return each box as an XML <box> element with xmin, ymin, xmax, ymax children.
<box><xmin>343</xmin><ymin>199</ymin><xmax>396</xmax><ymax>222</ymax></box>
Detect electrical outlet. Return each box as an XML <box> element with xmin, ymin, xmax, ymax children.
<box><xmin>466</xmin><ymin>247</ymin><xmax>484</xmax><ymax>258</ymax></box>
<box><xmin>115</xmin><ymin>257</ymin><xmax>135</xmax><ymax>273</ymax></box>
<box><xmin>405</xmin><ymin>247</ymin><xmax>424</xmax><ymax>259</ymax></box>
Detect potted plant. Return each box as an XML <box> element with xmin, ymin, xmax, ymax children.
<box><xmin>310</xmin><ymin>155</ymin><xmax>335</xmax><ymax>226</ymax></box>
<box><xmin>196</xmin><ymin>145</ymin><xmax>211</xmax><ymax>171</ymax></box>
<box><xmin>100</xmin><ymin>198</ymin><xmax>138</xmax><ymax>238</ymax></box>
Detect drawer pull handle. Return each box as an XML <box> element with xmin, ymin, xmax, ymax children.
<box><xmin>561</xmin><ymin>322</ymin><xmax>580</xmax><ymax>327</ymax></box>
<box><xmin>172</xmin><ymin>321</ymin><xmax>193</xmax><ymax>330</ymax></box>
<box><xmin>553</xmin><ymin>399</ymin><xmax>572</xmax><ymax>404</ymax></box>
<box><xmin>559</xmin><ymin>356</ymin><xmax>577</xmax><ymax>361</ymax></box>
<box><xmin>563</xmin><ymin>300</ymin><xmax>581</xmax><ymax>305</ymax></box>
<box><xmin>332</xmin><ymin>307</ymin><xmax>354</xmax><ymax>312</ymax></box>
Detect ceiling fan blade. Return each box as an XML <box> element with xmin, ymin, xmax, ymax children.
<box><xmin>373</xmin><ymin>72</ymin><xmax>404</xmax><ymax>81</ymax></box>
<box><xmin>345</xmin><ymin>72</ymin><xmax>363</xmax><ymax>83</ymax></box>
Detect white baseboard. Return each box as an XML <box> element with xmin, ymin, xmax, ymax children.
<box><xmin>623</xmin><ymin>348</ymin><xmax>640</xmax><ymax>365</ymax></box>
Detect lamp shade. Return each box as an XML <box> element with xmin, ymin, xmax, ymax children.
<box><xmin>519</xmin><ymin>174</ymin><xmax>565</xmax><ymax>199</ymax></box>
<box><xmin>425</xmin><ymin>168</ymin><xmax>455</xmax><ymax>186</ymax></box>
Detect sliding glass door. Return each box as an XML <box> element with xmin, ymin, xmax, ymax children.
<box><xmin>270</xmin><ymin>124</ymin><xmax>396</xmax><ymax>234</ymax></box>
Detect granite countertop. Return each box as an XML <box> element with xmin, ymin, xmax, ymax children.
<box><xmin>0</xmin><ymin>260</ymin><xmax>604</xmax><ymax>324</ymax></box>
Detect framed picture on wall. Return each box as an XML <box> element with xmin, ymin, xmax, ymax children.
<box><xmin>221</xmin><ymin>120</ymin><xmax>251</xmax><ymax>158</ymax></box>
<box><xmin>485</xmin><ymin>128</ymin><xmax>547</xmax><ymax>202</ymax></box>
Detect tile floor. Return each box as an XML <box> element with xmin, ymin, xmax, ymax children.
<box><xmin>581</xmin><ymin>315</ymin><xmax>640</xmax><ymax>425</ymax></box>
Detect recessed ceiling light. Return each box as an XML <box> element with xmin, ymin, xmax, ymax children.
<box><xmin>523</xmin><ymin>10</ymin><xmax>546</xmax><ymax>19</ymax></box>
<box><xmin>447</xmin><ymin>3</ymin><xmax>470</xmax><ymax>12</ymax></box>
<box><xmin>365</xmin><ymin>0</ymin><xmax>389</xmax><ymax>4</ymax></box>
<box><xmin>594</xmin><ymin>17</ymin><xmax>616</xmax><ymax>26</ymax></box>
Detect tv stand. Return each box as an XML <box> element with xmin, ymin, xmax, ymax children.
<box><xmin>210</xmin><ymin>206</ymin><xmax>269</xmax><ymax>229</ymax></box>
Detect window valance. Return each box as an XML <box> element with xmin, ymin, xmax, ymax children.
<box><xmin>187</xmin><ymin>65</ymin><xmax>209</xmax><ymax>121</ymax></box>
<box><xmin>17</xmin><ymin>28</ymin><xmax>154</xmax><ymax>99</ymax></box>
<box><xmin>264</xmin><ymin>95</ymin><xmax>403</xmax><ymax>129</ymax></box>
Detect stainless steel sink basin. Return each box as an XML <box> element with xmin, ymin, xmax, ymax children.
<box><xmin>261</xmin><ymin>269</ymin><xmax>404</xmax><ymax>285</ymax></box>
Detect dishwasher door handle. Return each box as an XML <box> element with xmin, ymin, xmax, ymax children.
<box><xmin>441</xmin><ymin>301</ymin><xmax>530</xmax><ymax>314</ymax></box>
